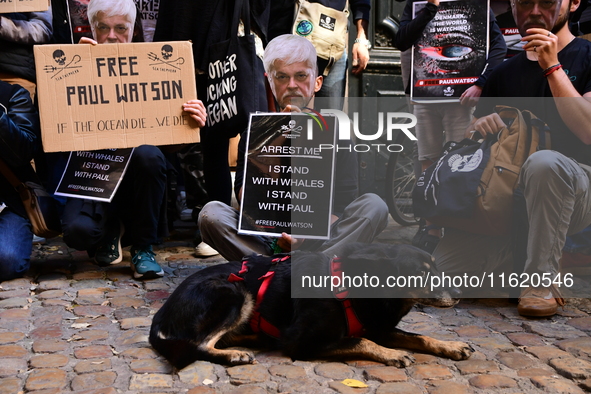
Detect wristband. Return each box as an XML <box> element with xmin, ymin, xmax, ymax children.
<box><xmin>543</xmin><ymin>63</ymin><xmax>562</xmax><ymax>77</ymax></box>
<box><xmin>354</xmin><ymin>38</ymin><xmax>372</xmax><ymax>49</ymax></box>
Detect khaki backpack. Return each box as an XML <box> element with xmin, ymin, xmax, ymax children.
<box><xmin>429</xmin><ymin>105</ymin><xmax>551</xmax><ymax>236</ymax></box>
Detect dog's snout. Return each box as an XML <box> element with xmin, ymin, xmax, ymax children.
<box><xmin>449</xmin><ymin>288</ymin><xmax>462</xmax><ymax>299</ymax></box>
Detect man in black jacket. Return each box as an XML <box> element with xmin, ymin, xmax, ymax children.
<box><xmin>0</xmin><ymin>81</ymin><xmax>41</xmax><ymax>281</ymax></box>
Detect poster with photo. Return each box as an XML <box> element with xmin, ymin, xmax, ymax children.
<box><xmin>238</xmin><ymin>113</ymin><xmax>336</xmax><ymax>239</ymax></box>
<box><xmin>411</xmin><ymin>0</ymin><xmax>489</xmax><ymax>103</ymax></box>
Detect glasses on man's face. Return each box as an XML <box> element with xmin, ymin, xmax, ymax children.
<box><xmin>514</xmin><ymin>0</ymin><xmax>558</xmax><ymax>10</ymax></box>
<box><xmin>273</xmin><ymin>72</ymin><xmax>311</xmax><ymax>84</ymax></box>
<box><xmin>96</xmin><ymin>24</ymin><xmax>130</xmax><ymax>35</ymax></box>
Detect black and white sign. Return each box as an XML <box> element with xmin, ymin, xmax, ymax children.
<box><xmin>238</xmin><ymin>113</ymin><xmax>336</xmax><ymax>239</ymax></box>
<box><xmin>411</xmin><ymin>0</ymin><xmax>489</xmax><ymax>103</ymax></box>
<box><xmin>55</xmin><ymin>148</ymin><xmax>134</xmax><ymax>202</ymax></box>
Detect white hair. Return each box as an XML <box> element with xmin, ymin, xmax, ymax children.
<box><xmin>263</xmin><ymin>34</ymin><xmax>318</xmax><ymax>76</ymax></box>
<box><xmin>87</xmin><ymin>0</ymin><xmax>137</xmax><ymax>28</ymax></box>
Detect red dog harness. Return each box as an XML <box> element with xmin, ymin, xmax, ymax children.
<box><xmin>228</xmin><ymin>254</ymin><xmax>365</xmax><ymax>338</ymax></box>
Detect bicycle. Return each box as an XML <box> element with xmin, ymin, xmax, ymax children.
<box><xmin>385</xmin><ymin>130</ymin><xmax>420</xmax><ymax>226</ymax></box>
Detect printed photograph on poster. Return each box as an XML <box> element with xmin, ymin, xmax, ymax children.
<box><xmin>238</xmin><ymin>113</ymin><xmax>336</xmax><ymax>239</ymax></box>
<box><xmin>411</xmin><ymin>0</ymin><xmax>489</xmax><ymax>103</ymax></box>
<box><xmin>55</xmin><ymin>148</ymin><xmax>134</xmax><ymax>202</ymax></box>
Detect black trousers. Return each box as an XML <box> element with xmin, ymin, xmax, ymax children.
<box><xmin>62</xmin><ymin>145</ymin><xmax>167</xmax><ymax>251</ymax></box>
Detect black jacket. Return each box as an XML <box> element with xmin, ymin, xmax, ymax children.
<box><xmin>154</xmin><ymin>0</ymin><xmax>271</xmax><ymax>71</ymax></box>
<box><xmin>0</xmin><ymin>81</ymin><xmax>41</xmax><ymax>218</ymax></box>
<box><xmin>395</xmin><ymin>1</ymin><xmax>506</xmax><ymax>89</ymax></box>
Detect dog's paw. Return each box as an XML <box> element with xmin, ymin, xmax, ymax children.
<box><xmin>437</xmin><ymin>341</ymin><xmax>474</xmax><ymax>360</ymax></box>
<box><xmin>381</xmin><ymin>349</ymin><xmax>415</xmax><ymax>368</ymax></box>
<box><xmin>228</xmin><ymin>350</ymin><xmax>256</xmax><ymax>365</ymax></box>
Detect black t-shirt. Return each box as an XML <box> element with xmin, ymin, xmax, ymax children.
<box><xmin>474</xmin><ymin>38</ymin><xmax>591</xmax><ymax>165</ymax></box>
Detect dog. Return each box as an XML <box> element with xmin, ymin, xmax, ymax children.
<box><xmin>149</xmin><ymin>243</ymin><xmax>474</xmax><ymax>369</ymax></box>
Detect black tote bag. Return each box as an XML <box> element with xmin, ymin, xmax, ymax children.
<box><xmin>413</xmin><ymin>137</ymin><xmax>492</xmax><ymax>219</ymax></box>
<box><xmin>203</xmin><ymin>0</ymin><xmax>267</xmax><ymax>138</ymax></box>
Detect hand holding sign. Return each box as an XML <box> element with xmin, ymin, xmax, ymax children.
<box><xmin>182</xmin><ymin>100</ymin><xmax>207</xmax><ymax>127</ymax></box>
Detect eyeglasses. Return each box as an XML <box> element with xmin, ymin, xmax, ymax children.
<box><xmin>514</xmin><ymin>0</ymin><xmax>559</xmax><ymax>10</ymax></box>
<box><xmin>272</xmin><ymin>72</ymin><xmax>311</xmax><ymax>84</ymax></box>
<box><xmin>96</xmin><ymin>24</ymin><xmax>130</xmax><ymax>35</ymax></box>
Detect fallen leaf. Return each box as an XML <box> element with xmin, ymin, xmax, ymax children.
<box><xmin>71</xmin><ymin>323</ymin><xmax>91</xmax><ymax>329</ymax></box>
<box><xmin>341</xmin><ymin>379</ymin><xmax>368</xmax><ymax>388</ymax></box>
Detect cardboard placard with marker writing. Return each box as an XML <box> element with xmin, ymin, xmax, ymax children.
<box><xmin>0</xmin><ymin>0</ymin><xmax>49</xmax><ymax>13</ymax></box>
<box><xmin>34</xmin><ymin>41</ymin><xmax>199</xmax><ymax>152</ymax></box>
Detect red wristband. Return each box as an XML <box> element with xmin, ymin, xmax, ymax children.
<box><xmin>543</xmin><ymin>64</ymin><xmax>562</xmax><ymax>77</ymax></box>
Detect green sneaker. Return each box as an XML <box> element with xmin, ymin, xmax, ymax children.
<box><xmin>131</xmin><ymin>245</ymin><xmax>164</xmax><ymax>279</ymax></box>
<box><xmin>94</xmin><ymin>223</ymin><xmax>124</xmax><ymax>266</ymax></box>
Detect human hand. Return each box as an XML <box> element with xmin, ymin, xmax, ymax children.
<box><xmin>351</xmin><ymin>43</ymin><xmax>369</xmax><ymax>75</ymax></box>
<box><xmin>470</xmin><ymin>113</ymin><xmax>506</xmax><ymax>136</ymax></box>
<box><xmin>282</xmin><ymin>104</ymin><xmax>302</xmax><ymax>113</ymax></box>
<box><xmin>79</xmin><ymin>37</ymin><xmax>98</xmax><ymax>45</ymax></box>
<box><xmin>182</xmin><ymin>100</ymin><xmax>207</xmax><ymax>127</ymax></box>
<box><xmin>427</xmin><ymin>0</ymin><xmax>440</xmax><ymax>5</ymax></box>
<box><xmin>460</xmin><ymin>85</ymin><xmax>482</xmax><ymax>107</ymax></box>
<box><xmin>277</xmin><ymin>232</ymin><xmax>304</xmax><ymax>252</ymax></box>
<box><xmin>521</xmin><ymin>28</ymin><xmax>559</xmax><ymax>70</ymax></box>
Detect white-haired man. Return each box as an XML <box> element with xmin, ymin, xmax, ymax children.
<box><xmin>61</xmin><ymin>0</ymin><xmax>207</xmax><ymax>279</ymax></box>
<box><xmin>198</xmin><ymin>34</ymin><xmax>389</xmax><ymax>261</ymax></box>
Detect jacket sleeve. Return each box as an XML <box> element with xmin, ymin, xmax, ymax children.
<box><xmin>0</xmin><ymin>84</ymin><xmax>40</xmax><ymax>168</ymax></box>
<box><xmin>0</xmin><ymin>10</ymin><xmax>53</xmax><ymax>44</ymax></box>
<box><xmin>349</xmin><ymin>0</ymin><xmax>371</xmax><ymax>21</ymax></box>
<box><xmin>394</xmin><ymin>1</ymin><xmax>438</xmax><ymax>52</ymax></box>
<box><xmin>475</xmin><ymin>10</ymin><xmax>507</xmax><ymax>87</ymax></box>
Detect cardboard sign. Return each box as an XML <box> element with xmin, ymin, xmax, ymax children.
<box><xmin>55</xmin><ymin>148</ymin><xmax>134</xmax><ymax>202</ymax></box>
<box><xmin>238</xmin><ymin>113</ymin><xmax>336</xmax><ymax>239</ymax></box>
<box><xmin>0</xmin><ymin>0</ymin><xmax>49</xmax><ymax>13</ymax></box>
<box><xmin>410</xmin><ymin>0</ymin><xmax>489</xmax><ymax>103</ymax></box>
<box><xmin>34</xmin><ymin>41</ymin><xmax>199</xmax><ymax>152</ymax></box>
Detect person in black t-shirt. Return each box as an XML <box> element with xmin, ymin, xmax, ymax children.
<box><xmin>432</xmin><ymin>0</ymin><xmax>591</xmax><ymax>317</ymax></box>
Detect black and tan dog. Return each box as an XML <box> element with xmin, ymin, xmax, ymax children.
<box><xmin>149</xmin><ymin>243</ymin><xmax>474</xmax><ymax>369</ymax></box>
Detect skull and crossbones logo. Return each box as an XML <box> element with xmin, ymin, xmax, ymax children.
<box><xmin>280</xmin><ymin>120</ymin><xmax>303</xmax><ymax>138</ymax></box>
<box><xmin>44</xmin><ymin>50</ymin><xmax>82</xmax><ymax>79</ymax></box>
<box><xmin>148</xmin><ymin>45</ymin><xmax>185</xmax><ymax>70</ymax></box>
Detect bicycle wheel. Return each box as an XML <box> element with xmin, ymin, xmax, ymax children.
<box><xmin>385</xmin><ymin>133</ymin><xmax>420</xmax><ymax>226</ymax></box>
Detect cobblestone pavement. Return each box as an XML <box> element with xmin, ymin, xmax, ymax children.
<box><xmin>1</xmin><ymin>218</ymin><xmax>591</xmax><ymax>394</ymax></box>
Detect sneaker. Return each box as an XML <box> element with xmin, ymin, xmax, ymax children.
<box><xmin>195</xmin><ymin>242</ymin><xmax>219</xmax><ymax>257</ymax></box>
<box><xmin>517</xmin><ymin>285</ymin><xmax>565</xmax><ymax>317</ymax></box>
<box><xmin>131</xmin><ymin>245</ymin><xmax>164</xmax><ymax>279</ymax></box>
<box><xmin>94</xmin><ymin>222</ymin><xmax>124</xmax><ymax>266</ymax></box>
<box><xmin>32</xmin><ymin>235</ymin><xmax>47</xmax><ymax>245</ymax></box>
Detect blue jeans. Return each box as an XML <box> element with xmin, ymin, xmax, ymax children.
<box><xmin>0</xmin><ymin>208</ymin><xmax>32</xmax><ymax>281</ymax></box>
<box><xmin>316</xmin><ymin>50</ymin><xmax>348</xmax><ymax>111</ymax></box>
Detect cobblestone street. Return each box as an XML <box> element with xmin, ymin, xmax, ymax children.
<box><xmin>1</xmin><ymin>219</ymin><xmax>591</xmax><ymax>393</ymax></box>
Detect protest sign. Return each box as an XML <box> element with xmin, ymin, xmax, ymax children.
<box><xmin>411</xmin><ymin>0</ymin><xmax>489</xmax><ymax>103</ymax></box>
<box><xmin>0</xmin><ymin>0</ymin><xmax>49</xmax><ymax>13</ymax></box>
<box><xmin>34</xmin><ymin>41</ymin><xmax>199</xmax><ymax>152</ymax></box>
<box><xmin>55</xmin><ymin>148</ymin><xmax>134</xmax><ymax>202</ymax></box>
<box><xmin>239</xmin><ymin>113</ymin><xmax>336</xmax><ymax>239</ymax></box>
